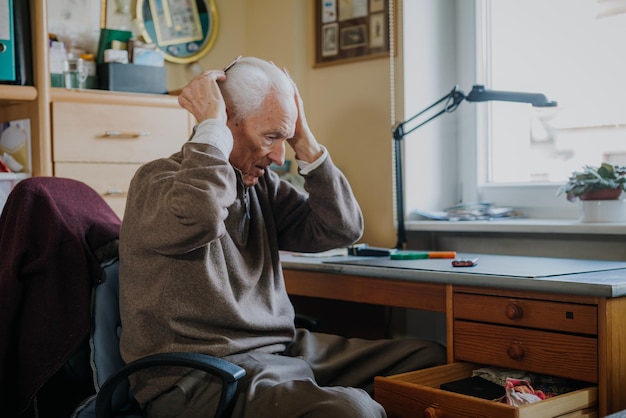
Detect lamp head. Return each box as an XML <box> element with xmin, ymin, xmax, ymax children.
<box><xmin>466</xmin><ymin>84</ymin><xmax>557</xmax><ymax>107</ymax></box>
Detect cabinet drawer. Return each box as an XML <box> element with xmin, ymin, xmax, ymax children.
<box><xmin>454</xmin><ymin>321</ymin><xmax>597</xmax><ymax>383</ymax></box>
<box><xmin>375</xmin><ymin>362</ymin><xmax>597</xmax><ymax>418</ymax></box>
<box><xmin>51</xmin><ymin>101</ymin><xmax>186</xmax><ymax>163</ymax></box>
<box><xmin>454</xmin><ymin>292</ymin><xmax>597</xmax><ymax>335</ymax></box>
<box><xmin>55</xmin><ymin>162</ymin><xmax>141</xmax><ymax>218</ymax></box>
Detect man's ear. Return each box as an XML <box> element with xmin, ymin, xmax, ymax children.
<box><xmin>226</xmin><ymin>108</ymin><xmax>243</xmax><ymax>129</ymax></box>
<box><xmin>226</xmin><ymin>109</ymin><xmax>239</xmax><ymax>132</ymax></box>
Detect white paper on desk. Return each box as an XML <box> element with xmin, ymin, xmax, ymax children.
<box><xmin>290</xmin><ymin>248</ymin><xmax>348</xmax><ymax>257</ymax></box>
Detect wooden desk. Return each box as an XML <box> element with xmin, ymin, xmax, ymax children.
<box><xmin>281</xmin><ymin>252</ymin><xmax>626</xmax><ymax>417</ymax></box>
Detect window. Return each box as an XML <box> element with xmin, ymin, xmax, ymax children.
<box><xmin>402</xmin><ymin>0</ymin><xmax>626</xmax><ymax>220</ymax></box>
<box><xmin>478</xmin><ymin>0</ymin><xmax>626</xmax><ymax>218</ymax></box>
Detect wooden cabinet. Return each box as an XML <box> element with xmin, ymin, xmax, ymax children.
<box><xmin>375</xmin><ymin>286</ymin><xmax>606</xmax><ymax>417</ymax></box>
<box><xmin>452</xmin><ymin>290</ymin><xmax>598</xmax><ymax>383</ymax></box>
<box><xmin>50</xmin><ymin>89</ymin><xmax>191</xmax><ymax>217</ymax></box>
<box><xmin>0</xmin><ymin>0</ymin><xmax>50</xmax><ymax>177</ymax></box>
<box><xmin>0</xmin><ymin>0</ymin><xmax>192</xmax><ymax>215</ymax></box>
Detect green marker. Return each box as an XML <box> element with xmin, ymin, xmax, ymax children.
<box><xmin>390</xmin><ymin>251</ymin><xmax>429</xmax><ymax>260</ymax></box>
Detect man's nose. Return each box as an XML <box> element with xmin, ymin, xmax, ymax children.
<box><xmin>268</xmin><ymin>140</ymin><xmax>286</xmax><ymax>167</ymax></box>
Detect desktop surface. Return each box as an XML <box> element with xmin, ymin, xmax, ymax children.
<box><xmin>280</xmin><ymin>252</ymin><xmax>626</xmax><ymax>297</ymax></box>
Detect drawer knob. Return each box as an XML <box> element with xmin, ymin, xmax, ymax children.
<box><xmin>505</xmin><ymin>303</ymin><xmax>523</xmax><ymax>320</ymax></box>
<box><xmin>104</xmin><ymin>189</ymin><xmax>127</xmax><ymax>196</ymax></box>
<box><xmin>424</xmin><ymin>407</ymin><xmax>439</xmax><ymax>418</ymax></box>
<box><xmin>104</xmin><ymin>130</ymin><xmax>151</xmax><ymax>138</ymax></box>
<box><xmin>507</xmin><ymin>342</ymin><xmax>525</xmax><ymax>360</ymax></box>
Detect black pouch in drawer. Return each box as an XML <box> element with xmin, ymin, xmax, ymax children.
<box><xmin>440</xmin><ymin>376</ymin><xmax>505</xmax><ymax>401</ymax></box>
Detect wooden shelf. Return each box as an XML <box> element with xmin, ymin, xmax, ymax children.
<box><xmin>0</xmin><ymin>0</ymin><xmax>182</xmax><ymax>185</ymax></box>
<box><xmin>0</xmin><ymin>85</ymin><xmax>38</xmax><ymax>105</ymax></box>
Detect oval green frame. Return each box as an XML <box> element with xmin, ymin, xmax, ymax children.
<box><xmin>136</xmin><ymin>0</ymin><xmax>218</xmax><ymax>64</ymax></box>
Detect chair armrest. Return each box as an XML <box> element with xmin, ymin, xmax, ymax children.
<box><xmin>95</xmin><ymin>352</ymin><xmax>246</xmax><ymax>418</ymax></box>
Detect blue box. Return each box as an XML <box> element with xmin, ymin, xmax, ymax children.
<box><xmin>97</xmin><ymin>63</ymin><xmax>167</xmax><ymax>94</ymax></box>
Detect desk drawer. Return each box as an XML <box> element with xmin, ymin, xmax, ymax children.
<box><xmin>375</xmin><ymin>362</ymin><xmax>597</xmax><ymax>418</ymax></box>
<box><xmin>51</xmin><ymin>101</ymin><xmax>186</xmax><ymax>163</ymax></box>
<box><xmin>454</xmin><ymin>321</ymin><xmax>597</xmax><ymax>383</ymax></box>
<box><xmin>54</xmin><ymin>162</ymin><xmax>140</xmax><ymax>218</ymax></box>
<box><xmin>454</xmin><ymin>293</ymin><xmax>597</xmax><ymax>335</ymax></box>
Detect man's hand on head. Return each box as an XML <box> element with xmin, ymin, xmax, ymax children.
<box><xmin>178</xmin><ymin>70</ymin><xmax>228</xmax><ymax>125</ymax></box>
<box><xmin>283</xmin><ymin>69</ymin><xmax>323</xmax><ymax>163</ymax></box>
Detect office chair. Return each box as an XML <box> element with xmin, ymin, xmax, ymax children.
<box><xmin>0</xmin><ymin>177</ymin><xmax>245</xmax><ymax>418</ymax></box>
<box><xmin>74</xmin><ymin>245</ymin><xmax>246</xmax><ymax>418</ymax></box>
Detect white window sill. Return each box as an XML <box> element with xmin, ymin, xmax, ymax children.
<box><xmin>405</xmin><ymin>219</ymin><xmax>626</xmax><ymax>235</ymax></box>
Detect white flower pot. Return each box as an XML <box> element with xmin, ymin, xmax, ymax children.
<box><xmin>578</xmin><ymin>200</ymin><xmax>626</xmax><ymax>223</ymax></box>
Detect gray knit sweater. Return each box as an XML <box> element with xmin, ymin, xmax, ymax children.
<box><xmin>118</xmin><ymin>126</ymin><xmax>363</xmax><ymax>405</ymax></box>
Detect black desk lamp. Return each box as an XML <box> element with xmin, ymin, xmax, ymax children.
<box><xmin>392</xmin><ymin>84</ymin><xmax>557</xmax><ymax>250</ymax></box>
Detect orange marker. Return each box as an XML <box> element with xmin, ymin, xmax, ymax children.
<box><xmin>426</xmin><ymin>251</ymin><xmax>457</xmax><ymax>259</ymax></box>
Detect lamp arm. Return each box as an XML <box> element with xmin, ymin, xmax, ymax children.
<box><xmin>392</xmin><ymin>85</ymin><xmax>466</xmax><ymax>250</ymax></box>
<box><xmin>466</xmin><ymin>84</ymin><xmax>557</xmax><ymax>107</ymax></box>
<box><xmin>393</xmin><ymin>86</ymin><xmax>466</xmax><ymax>141</ymax></box>
<box><xmin>390</xmin><ymin>84</ymin><xmax>556</xmax><ymax>250</ymax></box>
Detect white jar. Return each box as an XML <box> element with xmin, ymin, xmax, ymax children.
<box><xmin>578</xmin><ymin>200</ymin><xmax>626</xmax><ymax>223</ymax></box>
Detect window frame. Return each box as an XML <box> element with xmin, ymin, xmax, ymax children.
<box><xmin>458</xmin><ymin>0</ymin><xmax>579</xmax><ymax>220</ymax></box>
<box><xmin>401</xmin><ymin>0</ymin><xmax>626</xmax><ymax>234</ymax></box>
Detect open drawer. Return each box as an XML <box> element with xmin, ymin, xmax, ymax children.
<box><xmin>374</xmin><ymin>362</ymin><xmax>597</xmax><ymax>418</ymax></box>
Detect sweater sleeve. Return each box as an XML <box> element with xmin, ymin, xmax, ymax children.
<box><xmin>267</xmin><ymin>154</ymin><xmax>364</xmax><ymax>253</ymax></box>
<box><xmin>122</xmin><ymin>124</ymin><xmax>237</xmax><ymax>256</ymax></box>
<box><xmin>189</xmin><ymin>119</ymin><xmax>234</xmax><ymax>157</ymax></box>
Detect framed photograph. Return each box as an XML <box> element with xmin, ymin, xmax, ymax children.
<box><xmin>322</xmin><ymin>23</ymin><xmax>339</xmax><ymax>57</ymax></box>
<box><xmin>314</xmin><ymin>0</ymin><xmax>394</xmax><ymax>67</ymax></box>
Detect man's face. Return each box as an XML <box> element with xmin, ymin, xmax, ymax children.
<box><xmin>228</xmin><ymin>94</ymin><xmax>297</xmax><ymax>187</ymax></box>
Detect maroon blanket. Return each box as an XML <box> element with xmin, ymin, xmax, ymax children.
<box><xmin>0</xmin><ymin>177</ymin><xmax>121</xmax><ymax>416</ymax></box>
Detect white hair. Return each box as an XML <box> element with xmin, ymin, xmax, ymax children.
<box><xmin>218</xmin><ymin>57</ymin><xmax>295</xmax><ymax>123</ymax></box>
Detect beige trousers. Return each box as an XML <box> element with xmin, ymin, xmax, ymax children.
<box><xmin>147</xmin><ymin>329</ymin><xmax>446</xmax><ymax>418</ymax></box>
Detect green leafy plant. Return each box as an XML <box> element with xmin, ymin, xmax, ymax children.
<box><xmin>556</xmin><ymin>163</ymin><xmax>626</xmax><ymax>202</ymax></box>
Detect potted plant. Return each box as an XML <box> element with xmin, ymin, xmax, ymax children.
<box><xmin>557</xmin><ymin>162</ymin><xmax>626</xmax><ymax>222</ymax></box>
<box><xmin>556</xmin><ymin>162</ymin><xmax>626</xmax><ymax>202</ymax></box>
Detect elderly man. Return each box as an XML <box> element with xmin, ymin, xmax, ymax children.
<box><xmin>119</xmin><ymin>56</ymin><xmax>445</xmax><ymax>418</ymax></box>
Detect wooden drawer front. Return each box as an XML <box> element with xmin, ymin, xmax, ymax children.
<box><xmin>52</xmin><ymin>101</ymin><xmax>186</xmax><ymax>163</ymax></box>
<box><xmin>375</xmin><ymin>363</ymin><xmax>597</xmax><ymax>418</ymax></box>
<box><xmin>55</xmin><ymin>162</ymin><xmax>141</xmax><ymax>218</ymax></box>
<box><xmin>454</xmin><ymin>292</ymin><xmax>597</xmax><ymax>335</ymax></box>
<box><xmin>454</xmin><ymin>321</ymin><xmax>597</xmax><ymax>383</ymax></box>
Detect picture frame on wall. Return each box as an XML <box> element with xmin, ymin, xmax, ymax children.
<box><xmin>314</xmin><ymin>0</ymin><xmax>394</xmax><ymax>67</ymax></box>
<box><xmin>136</xmin><ymin>0</ymin><xmax>219</xmax><ymax>64</ymax></box>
